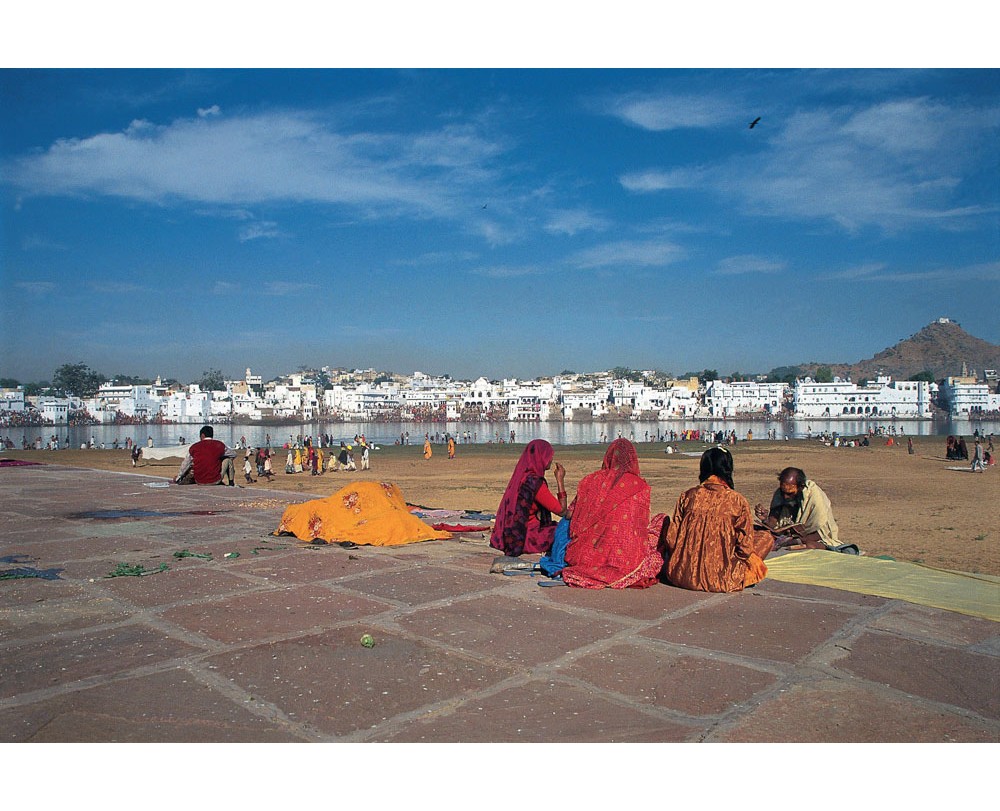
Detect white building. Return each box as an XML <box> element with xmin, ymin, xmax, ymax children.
<box><xmin>657</xmin><ymin>385</ymin><xmax>700</xmax><ymax>418</ymax></box>
<box><xmin>329</xmin><ymin>384</ymin><xmax>399</xmax><ymax>420</ymax></box>
<box><xmin>1</xmin><ymin>388</ymin><xmax>26</xmax><ymax>412</ymax></box>
<box><xmin>164</xmin><ymin>386</ymin><xmax>212</xmax><ymax>423</ymax></box>
<box><xmin>91</xmin><ymin>383</ymin><xmax>164</xmax><ymax>419</ymax></box>
<box><xmin>938</xmin><ymin>378</ymin><xmax>1000</xmax><ymax>415</ymax></box>
<box><xmin>38</xmin><ymin>399</ymin><xmax>70</xmax><ymax>424</ymax></box>
<box><xmin>793</xmin><ymin>377</ymin><xmax>932</xmax><ymax>419</ymax></box>
<box><xmin>462</xmin><ymin>377</ymin><xmax>505</xmax><ymax>410</ymax></box>
<box><xmin>244</xmin><ymin>368</ymin><xmax>263</xmax><ymax>390</ymax></box>
<box><xmin>705</xmin><ymin>380</ymin><xmax>789</xmax><ymax>417</ymax></box>
<box><xmin>559</xmin><ymin>387</ymin><xmax>610</xmax><ymax>419</ymax></box>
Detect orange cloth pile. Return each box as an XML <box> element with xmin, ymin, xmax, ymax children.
<box><xmin>275</xmin><ymin>481</ymin><xmax>452</xmax><ymax>546</ymax></box>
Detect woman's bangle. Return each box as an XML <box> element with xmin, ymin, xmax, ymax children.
<box><xmin>558</xmin><ymin>490</ymin><xmax>567</xmax><ymax>498</ymax></box>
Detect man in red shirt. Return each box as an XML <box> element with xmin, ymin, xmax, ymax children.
<box><xmin>174</xmin><ymin>426</ymin><xmax>236</xmax><ymax>485</ymax></box>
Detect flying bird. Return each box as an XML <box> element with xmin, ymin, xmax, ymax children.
<box><xmin>482</xmin><ymin>204</ymin><xmax>488</xmax><ymax>209</ymax></box>
<box><xmin>749</xmin><ymin>117</ymin><xmax>761</xmax><ymax>129</ymax></box>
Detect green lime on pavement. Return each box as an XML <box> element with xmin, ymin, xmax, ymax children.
<box><xmin>360</xmin><ymin>633</ymin><xmax>375</xmax><ymax>648</ymax></box>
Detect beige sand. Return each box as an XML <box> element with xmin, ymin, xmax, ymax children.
<box><xmin>5</xmin><ymin>436</ymin><xmax>997</xmax><ymax>575</ymax></box>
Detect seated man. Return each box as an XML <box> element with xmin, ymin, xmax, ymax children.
<box><xmin>174</xmin><ymin>425</ymin><xmax>236</xmax><ymax>486</ymax></box>
<box><xmin>754</xmin><ymin>467</ymin><xmax>843</xmax><ymax>551</ymax></box>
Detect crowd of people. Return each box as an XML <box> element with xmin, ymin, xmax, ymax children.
<box><xmin>490</xmin><ymin>438</ymin><xmax>855</xmax><ymax>594</ymax></box>
<box><xmin>165</xmin><ymin>428</ymin><xmax>382</xmax><ymax>484</ymax></box>
<box><xmin>946</xmin><ymin>433</ymin><xmax>995</xmax><ymax>471</ymax></box>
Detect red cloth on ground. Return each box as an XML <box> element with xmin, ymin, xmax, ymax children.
<box><xmin>561</xmin><ymin>439</ymin><xmax>663</xmax><ymax>589</ymax></box>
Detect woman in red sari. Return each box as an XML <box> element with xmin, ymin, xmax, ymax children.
<box><xmin>560</xmin><ymin>438</ymin><xmax>663</xmax><ymax>589</ymax></box>
<box><xmin>490</xmin><ymin>439</ymin><xmax>567</xmax><ymax>556</ymax></box>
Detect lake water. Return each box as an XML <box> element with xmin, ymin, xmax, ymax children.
<box><xmin>4</xmin><ymin>416</ymin><xmax>998</xmax><ymax>450</ymax></box>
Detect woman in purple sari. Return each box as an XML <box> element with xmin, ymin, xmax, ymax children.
<box><xmin>490</xmin><ymin>439</ymin><xmax>567</xmax><ymax>556</ymax></box>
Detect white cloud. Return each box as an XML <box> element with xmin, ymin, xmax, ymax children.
<box><xmin>619</xmin><ymin>168</ymin><xmax>701</xmax><ymax>193</ymax></box>
<box><xmin>471</xmin><ymin>265</ymin><xmax>543</xmax><ymax>278</ymax></box>
<box><xmin>20</xmin><ymin>235</ymin><xmax>68</xmax><ymax>251</ymax></box>
<box><xmin>393</xmin><ymin>250</ymin><xmax>479</xmax><ymax>266</ymax></box>
<box><xmin>238</xmin><ymin>221</ymin><xmax>280</xmax><ymax>242</ymax></box>
<box><xmin>569</xmin><ymin>238</ymin><xmax>686</xmax><ymax>270</ymax></box>
<box><xmin>715</xmin><ymin>255</ymin><xmax>786</xmax><ymax>275</ymax></box>
<box><xmin>818</xmin><ymin>260</ymin><xmax>1000</xmax><ymax>283</ymax></box>
<box><xmin>609</xmin><ymin>93</ymin><xmax>739</xmax><ymax>131</ymax></box>
<box><xmin>263</xmin><ymin>281</ymin><xmax>319</xmax><ymax>296</ymax></box>
<box><xmin>89</xmin><ymin>281</ymin><xmax>153</xmax><ymax>294</ymax></box>
<box><xmin>14</xmin><ymin>281</ymin><xmax>56</xmax><ymax>294</ymax></box>
<box><xmin>212</xmin><ymin>281</ymin><xmax>241</xmax><ymax>295</ymax></box>
<box><xmin>543</xmin><ymin>208</ymin><xmax>609</xmax><ymax>236</ymax></box>
<box><xmin>197</xmin><ymin>105</ymin><xmax>221</xmax><ymax>117</ymax></box>
<box><xmin>820</xmin><ymin>262</ymin><xmax>889</xmax><ymax>281</ymax></box>
<box><xmin>6</xmin><ymin>110</ymin><xmax>508</xmax><ymax>224</ymax></box>
<box><xmin>622</xmin><ymin>96</ymin><xmax>1000</xmax><ymax>233</ymax></box>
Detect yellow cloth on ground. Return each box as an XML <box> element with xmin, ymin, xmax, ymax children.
<box><xmin>765</xmin><ymin>550</ymin><xmax>1000</xmax><ymax>622</ymax></box>
<box><xmin>275</xmin><ymin>481</ymin><xmax>452</xmax><ymax>546</ymax></box>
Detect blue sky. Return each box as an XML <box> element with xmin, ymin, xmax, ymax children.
<box><xmin>2</xmin><ymin>19</ymin><xmax>998</xmax><ymax>384</ymax></box>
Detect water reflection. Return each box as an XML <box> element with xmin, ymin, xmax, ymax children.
<box><xmin>4</xmin><ymin>417</ymin><xmax>997</xmax><ymax>449</ymax></box>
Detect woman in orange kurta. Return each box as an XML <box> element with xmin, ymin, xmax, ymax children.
<box><xmin>661</xmin><ymin>447</ymin><xmax>773</xmax><ymax>592</ymax></box>
<box><xmin>560</xmin><ymin>439</ymin><xmax>663</xmax><ymax>589</ymax></box>
<box><xmin>423</xmin><ymin>436</ymin><xmax>433</xmax><ymax>460</ymax></box>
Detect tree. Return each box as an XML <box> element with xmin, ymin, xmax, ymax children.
<box><xmin>767</xmin><ymin>365</ymin><xmax>802</xmax><ymax>384</ymax></box>
<box><xmin>559</xmin><ymin>369</ymin><xmax>576</xmax><ymax>376</ymax></box>
<box><xmin>112</xmin><ymin>374</ymin><xmax>152</xmax><ymax>385</ymax></box>
<box><xmin>199</xmin><ymin>368</ymin><xmax>226</xmax><ymax>391</ymax></box>
<box><xmin>611</xmin><ymin>366</ymin><xmax>644</xmax><ymax>382</ymax></box>
<box><xmin>52</xmin><ymin>363</ymin><xmax>105</xmax><ymax>398</ymax></box>
<box><xmin>815</xmin><ymin>366</ymin><xmax>834</xmax><ymax>383</ymax></box>
<box><xmin>912</xmin><ymin>370</ymin><xmax>936</xmax><ymax>383</ymax></box>
<box><xmin>23</xmin><ymin>381</ymin><xmax>49</xmax><ymax>396</ymax></box>
<box><xmin>0</xmin><ymin>377</ymin><xmax>19</xmax><ymax>388</ymax></box>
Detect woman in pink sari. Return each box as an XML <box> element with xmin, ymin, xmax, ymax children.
<box><xmin>490</xmin><ymin>439</ymin><xmax>567</xmax><ymax>556</ymax></box>
<box><xmin>560</xmin><ymin>439</ymin><xmax>663</xmax><ymax>589</ymax></box>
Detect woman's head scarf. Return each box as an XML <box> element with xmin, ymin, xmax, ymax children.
<box><xmin>569</xmin><ymin>438</ymin><xmax>645</xmax><ymax>543</ymax></box>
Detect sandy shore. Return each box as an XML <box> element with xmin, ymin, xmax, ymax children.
<box><xmin>4</xmin><ymin>436</ymin><xmax>997</xmax><ymax>575</ymax></box>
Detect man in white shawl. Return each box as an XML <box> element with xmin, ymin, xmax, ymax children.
<box><xmin>755</xmin><ymin>467</ymin><xmax>843</xmax><ymax>550</ymax></box>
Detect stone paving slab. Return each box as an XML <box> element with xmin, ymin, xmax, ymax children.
<box><xmin>160</xmin><ymin>583</ymin><xmax>395</xmax><ymax>645</ymax></box>
<box><xmin>1</xmin><ymin>464</ymin><xmax>998</xmax><ymax>743</ymax></box>
<box><xmin>720</xmin><ymin>678</ymin><xmax>1000</xmax><ymax>743</ymax></box>
<box><xmin>0</xmin><ymin>668</ymin><xmax>301</xmax><ymax>742</ymax></box>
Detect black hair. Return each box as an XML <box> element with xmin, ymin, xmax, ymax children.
<box><xmin>777</xmin><ymin>467</ymin><xmax>806</xmax><ymax>488</ymax></box>
<box><xmin>699</xmin><ymin>446</ymin><xmax>734</xmax><ymax>488</ymax></box>
<box><xmin>200</xmin><ymin>425</ymin><xmax>214</xmax><ymax>438</ymax></box>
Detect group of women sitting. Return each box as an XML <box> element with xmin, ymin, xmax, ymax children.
<box><xmin>490</xmin><ymin>438</ymin><xmax>773</xmax><ymax>593</ymax></box>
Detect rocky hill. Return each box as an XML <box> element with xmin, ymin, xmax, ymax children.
<box><xmin>798</xmin><ymin>319</ymin><xmax>1000</xmax><ymax>382</ymax></box>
